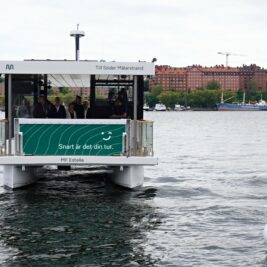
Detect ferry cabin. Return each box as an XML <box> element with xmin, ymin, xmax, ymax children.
<box><xmin>0</xmin><ymin>60</ymin><xmax>157</xmax><ymax>189</ymax></box>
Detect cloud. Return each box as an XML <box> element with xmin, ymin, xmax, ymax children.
<box><xmin>0</xmin><ymin>0</ymin><xmax>266</xmax><ymax>67</ymax></box>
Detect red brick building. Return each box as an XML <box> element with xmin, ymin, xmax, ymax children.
<box><xmin>200</xmin><ymin>66</ymin><xmax>240</xmax><ymax>91</ymax></box>
<box><xmin>149</xmin><ymin>64</ymin><xmax>267</xmax><ymax>92</ymax></box>
<box><xmin>151</xmin><ymin>65</ymin><xmax>187</xmax><ymax>91</ymax></box>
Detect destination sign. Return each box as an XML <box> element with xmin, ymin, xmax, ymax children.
<box><xmin>0</xmin><ymin>61</ymin><xmax>155</xmax><ymax>75</ymax></box>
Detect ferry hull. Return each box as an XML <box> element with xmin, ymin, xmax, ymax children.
<box><xmin>3</xmin><ymin>166</ymin><xmax>38</xmax><ymax>189</ymax></box>
<box><xmin>111</xmin><ymin>166</ymin><xmax>144</xmax><ymax>188</ymax></box>
<box><xmin>1</xmin><ymin>156</ymin><xmax>157</xmax><ymax>189</ymax></box>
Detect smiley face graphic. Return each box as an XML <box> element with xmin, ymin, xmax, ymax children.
<box><xmin>101</xmin><ymin>131</ymin><xmax>112</xmax><ymax>141</ymax></box>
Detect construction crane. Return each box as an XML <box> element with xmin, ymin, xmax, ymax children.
<box><xmin>217</xmin><ymin>52</ymin><xmax>245</xmax><ymax>67</ymax></box>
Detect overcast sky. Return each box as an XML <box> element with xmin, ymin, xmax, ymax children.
<box><xmin>1</xmin><ymin>0</ymin><xmax>267</xmax><ymax>67</ymax></box>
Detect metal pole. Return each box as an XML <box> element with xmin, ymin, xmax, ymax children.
<box><xmin>133</xmin><ymin>76</ymin><xmax>138</xmax><ymax>155</ymax></box>
<box><xmin>133</xmin><ymin>76</ymin><xmax>138</xmax><ymax>121</ymax></box>
<box><xmin>75</xmin><ymin>36</ymin><xmax>80</xmax><ymax>61</ymax></box>
<box><xmin>8</xmin><ymin>74</ymin><xmax>12</xmax><ymax>155</ymax></box>
<box><xmin>221</xmin><ymin>89</ymin><xmax>224</xmax><ymax>103</ymax></box>
<box><xmin>70</xmin><ymin>26</ymin><xmax>84</xmax><ymax>61</ymax></box>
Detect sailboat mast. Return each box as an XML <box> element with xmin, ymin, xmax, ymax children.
<box><xmin>242</xmin><ymin>91</ymin><xmax>246</xmax><ymax>104</ymax></box>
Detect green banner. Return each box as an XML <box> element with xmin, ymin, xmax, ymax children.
<box><xmin>20</xmin><ymin>124</ymin><xmax>126</xmax><ymax>156</ymax></box>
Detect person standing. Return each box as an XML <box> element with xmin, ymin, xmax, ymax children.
<box><xmin>73</xmin><ymin>95</ymin><xmax>84</xmax><ymax>119</ymax></box>
<box><xmin>66</xmin><ymin>103</ymin><xmax>77</xmax><ymax>119</ymax></box>
<box><xmin>47</xmin><ymin>100</ymin><xmax>56</xmax><ymax>118</ymax></box>
<box><xmin>53</xmin><ymin>97</ymin><xmax>66</xmax><ymax>118</ymax></box>
<box><xmin>33</xmin><ymin>95</ymin><xmax>47</xmax><ymax>118</ymax></box>
<box><xmin>119</xmin><ymin>88</ymin><xmax>128</xmax><ymax>112</ymax></box>
<box><xmin>82</xmin><ymin>100</ymin><xmax>91</xmax><ymax>118</ymax></box>
<box><xmin>17</xmin><ymin>99</ymin><xmax>30</xmax><ymax>118</ymax></box>
<box><xmin>111</xmin><ymin>95</ymin><xmax>127</xmax><ymax>118</ymax></box>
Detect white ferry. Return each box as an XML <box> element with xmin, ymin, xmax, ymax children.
<box><xmin>0</xmin><ymin>30</ymin><xmax>158</xmax><ymax>189</ymax></box>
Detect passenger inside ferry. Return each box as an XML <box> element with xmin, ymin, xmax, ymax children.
<box><xmin>66</xmin><ymin>103</ymin><xmax>77</xmax><ymax>119</ymax></box>
<box><xmin>73</xmin><ymin>95</ymin><xmax>84</xmax><ymax>118</ymax></box>
<box><xmin>46</xmin><ymin>100</ymin><xmax>55</xmax><ymax>118</ymax></box>
<box><xmin>33</xmin><ymin>95</ymin><xmax>47</xmax><ymax>118</ymax></box>
<box><xmin>53</xmin><ymin>97</ymin><xmax>66</xmax><ymax>118</ymax></box>
<box><xmin>83</xmin><ymin>100</ymin><xmax>91</xmax><ymax>119</ymax></box>
<box><xmin>16</xmin><ymin>98</ymin><xmax>30</xmax><ymax>118</ymax></box>
<box><xmin>111</xmin><ymin>93</ymin><xmax>127</xmax><ymax>118</ymax></box>
<box><xmin>108</xmin><ymin>90</ymin><xmax>115</xmax><ymax>105</ymax></box>
<box><xmin>119</xmin><ymin>88</ymin><xmax>128</xmax><ymax>113</ymax></box>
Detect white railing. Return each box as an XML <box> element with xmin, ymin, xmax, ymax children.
<box><xmin>0</xmin><ymin>119</ymin><xmax>7</xmax><ymax>155</ymax></box>
<box><xmin>0</xmin><ymin>119</ymin><xmax>154</xmax><ymax>157</ymax></box>
<box><xmin>128</xmin><ymin>120</ymin><xmax>154</xmax><ymax>157</ymax></box>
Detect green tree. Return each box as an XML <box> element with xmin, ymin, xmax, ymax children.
<box><xmin>237</xmin><ymin>80</ymin><xmax>259</xmax><ymax>103</ymax></box>
<box><xmin>145</xmin><ymin>92</ymin><xmax>158</xmax><ymax>107</ymax></box>
<box><xmin>152</xmin><ymin>84</ymin><xmax>163</xmax><ymax>96</ymax></box>
<box><xmin>48</xmin><ymin>91</ymin><xmax>75</xmax><ymax>106</ymax></box>
<box><xmin>61</xmin><ymin>92</ymin><xmax>76</xmax><ymax>105</ymax></box>
<box><xmin>158</xmin><ymin>91</ymin><xmax>179</xmax><ymax>109</ymax></box>
<box><xmin>189</xmin><ymin>89</ymin><xmax>221</xmax><ymax>109</ymax></box>
<box><xmin>58</xmin><ymin>87</ymin><xmax>70</xmax><ymax>95</ymax></box>
<box><xmin>47</xmin><ymin>86</ymin><xmax>54</xmax><ymax>95</ymax></box>
<box><xmin>144</xmin><ymin>79</ymin><xmax>149</xmax><ymax>91</ymax></box>
<box><xmin>206</xmin><ymin>80</ymin><xmax>221</xmax><ymax>90</ymax></box>
<box><xmin>223</xmin><ymin>90</ymin><xmax>236</xmax><ymax>103</ymax></box>
<box><xmin>236</xmin><ymin>90</ymin><xmax>244</xmax><ymax>102</ymax></box>
<box><xmin>247</xmin><ymin>80</ymin><xmax>258</xmax><ymax>101</ymax></box>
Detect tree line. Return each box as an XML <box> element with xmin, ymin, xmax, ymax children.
<box><xmin>145</xmin><ymin>81</ymin><xmax>267</xmax><ymax>109</ymax></box>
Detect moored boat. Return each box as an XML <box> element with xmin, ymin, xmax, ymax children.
<box><xmin>217</xmin><ymin>89</ymin><xmax>267</xmax><ymax>111</ymax></box>
<box><xmin>155</xmin><ymin>103</ymin><xmax>166</xmax><ymax>111</ymax></box>
<box><xmin>216</xmin><ymin>100</ymin><xmax>267</xmax><ymax>111</ymax></box>
<box><xmin>143</xmin><ymin>103</ymin><xmax>150</xmax><ymax>111</ymax></box>
<box><xmin>174</xmin><ymin>104</ymin><xmax>185</xmax><ymax>111</ymax></box>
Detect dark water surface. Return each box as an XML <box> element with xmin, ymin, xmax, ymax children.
<box><xmin>1</xmin><ymin>112</ymin><xmax>267</xmax><ymax>266</ymax></box>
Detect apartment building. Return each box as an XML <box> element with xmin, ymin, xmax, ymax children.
<box><xmin>149</xmin><ymin>64</ymin><xmax>267</xmax><ymax>92</ymax></box>
<box><xmin>151</xmin><ymin>65</ymin><xmax>187</xmax><ymax>91</ymax></box>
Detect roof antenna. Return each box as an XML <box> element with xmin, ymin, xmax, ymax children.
<box><xmin>70</xmin><ymin>24</ymin><xmax>85</xmax><ymax>61</ymax></box>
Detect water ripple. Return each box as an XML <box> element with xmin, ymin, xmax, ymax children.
<box><xmin>0</xmin><ymin>112</ymin><xmax>267</xmax><ymax>266</ymax></box>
